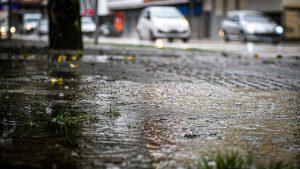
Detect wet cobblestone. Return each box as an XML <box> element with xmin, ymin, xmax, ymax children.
<box><xmin>0</xmin><ymin>48</ymin><xmax>299</xmax><ymax>168</ymax></box>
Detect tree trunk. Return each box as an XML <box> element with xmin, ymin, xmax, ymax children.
<box><xmin>48</xmin><ymin>0</ymin><xmax>83</xmax><ymax>50</ymax></box>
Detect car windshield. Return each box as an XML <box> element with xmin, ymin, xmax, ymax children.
<box><xmin>153</xmin><ymin>8</ymin><xmax>182</xmax><ymax>18</ymax></box>
<box><xmin>25</xmin><ymin>19</ymin><xmax>39</xmax><ymax>23</ymax></box>
<box><xmin>243</xmin><ymin>14</ymin><xmax>271</xmax><ymax>22</ymax></box>
<box><xmin>82</xmin><ymin>17</ymin><xmax>94</xmax><ymax>24</ymax></box>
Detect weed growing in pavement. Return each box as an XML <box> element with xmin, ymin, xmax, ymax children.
<box><xmin>109</xmin><ymin>104</ymin><xmax>120</xmax><ymax>119</ymax></box>
<box><xmin>27</xmin><ymin>117</ymin><xmax>35</xmax><ymax>128</ymax></box>
<box><xmin>197</xmin><ymin>151</ymin><xmax>252</xmax><ymax>169</ymax></box>
<box><xmin>52</xmin><ymin>107</ymin><xmax>97</xmax><ymax>125</ymax></box>
<box><xmin>195</xmin><ymin>151</ymin><xmax>295</xmax><ymax>169</ymax></box>
<box><xmin>127</xmin><ymin>123</ymin><xmax>134</xmax><ymax>129</ymax></box>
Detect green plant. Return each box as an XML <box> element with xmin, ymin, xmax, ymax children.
<box><xmin>52</xmin><ymin>107</ymin><xmax>97</xmax><ymax>125</ymax></box>
<box><xmin>127</xmin><ymin>123</ymin><xmax>134</xmax><ymax>129</ymax></box>
<box><xmin>257</xmin><ymin>161</ymin><xmax>295</xmax><ymax>169</ymax></box>
<box><xmin>215</xmin><ymin>151</ymin><xmax>252</xmax><ymax>169</ymax></box>
<box><xmin>196</xmin><ymin>151</ymin><xmax>295</xmax><ymax>169</ymax></box>
<box><xmin>27</xmin><ymin>118</ymin><xmax>35</xmax><ymax>128</ymax></box>
<box><xmin>109</xmin><ymin>104</ymin><xmax>120</xmax><ymax>119</ymax></box>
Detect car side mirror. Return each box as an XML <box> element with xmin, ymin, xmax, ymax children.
<box><xmin>146</xmin><ymin>15</ymin><xmax>151</xmax><ymax>20</ymax></box>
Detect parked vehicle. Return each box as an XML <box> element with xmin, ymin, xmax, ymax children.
<box><xmin>137</xmin><ymin>6</ymin><xmax>191</xmax><ymax>42</ymax></box>
<box><xmin>220</xmin><ymin>10</ymin><xmax>283</xmax><ymax>43</ymax></box>
<box><xmin>0</xmin><ymin>18</ymin><xmax>16</xmax><ymax>39</ymax></box>
<box><xmin>98</xmin><ymin>23</ymin><xmax>122</xmax><ymax>37</ymax></box>
<box><xmin>37</xmin><ymin>19</ymin><xmax>48</xmax><ymax>35</ymax></box>
<box><xmin>23</xmin><ymin>13</ymin><xmax>42</xmax><ymax>34</ymax></box>
<box><xmin>81</xmin><ymin>17</ymin><xmax>96</xmax><ymax>36</ymax></box>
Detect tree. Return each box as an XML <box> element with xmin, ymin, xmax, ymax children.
<box><xmin>48</xmin><ymin>0</ymin><xmax>83</xmax><ymax>50</ymax></box>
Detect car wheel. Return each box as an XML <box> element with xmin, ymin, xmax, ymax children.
<box><xmin>103</xmin><ymin>29</ymin><xmax>110</xmax><ymax>36</ymax></box>
<box><xmin>149</xmin><ymin>30</ymin><xmax>156</xmax><ymax>41</ymax></box>
<box><xmin>182</xmin><ymin>38</ymin><xmax>189</xmax><ymax>43</ymax></box>
<box><xmin>224</xmin><ymin>31</ymin><xmax>229</xmax><ymax>42</ymax></box>
<box><xmin>239</xmin><ymin>31</ymin><xmax>247</xmax><ymax>43</ymax></box>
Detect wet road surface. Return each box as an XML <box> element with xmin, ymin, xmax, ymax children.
<box><xmin>0</xmin><ymin>46</ymin><xmax>299</xmax><ymax>168</ymax></box>
<box><xmin>11</xmin><ymin>34</ymin><xmax>300</xmax><ymax>58</ymax></box>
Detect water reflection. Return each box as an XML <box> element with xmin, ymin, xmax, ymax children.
<box><xmin>0</xmin><ymin>52</ymin><xmax>183</xmax><ymax>168</ymax></box>
<box><xmin>246</xmin><ymin>42</ymin><xmax>254</xmax><ymax>53</ymax></box>
<box><xmin>0</xmin><ymin>52</ymin><xmax>82</xmax><ymax>168</ymax></box>
<box><xmin>155</xmin><ymin>39</ymin><xmax>164</xmax><ymax>49</ymax></box>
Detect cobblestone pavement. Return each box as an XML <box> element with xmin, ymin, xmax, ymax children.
<box><xmin>139</xmin><ymin>51</ymin><xmax>300</xmax><ymax>91</ymax></box>
<box><xmin>92</xmin><ymin>47</ymin><xmax>300</xmax><ymax>91</ymax></box>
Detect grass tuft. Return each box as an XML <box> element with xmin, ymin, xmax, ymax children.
<box><xmin>52</xmin><ymin>108</ymin><xmax>97</xmax><ymax>125</ymax></box>
<box><xmin>109</xmin><ymin>104</ymin><xmax>120</xmax><ymax>119</ymax></box>
<box><xmin>196</xmin><ymin>151</ymin><xmax>295</xmax><ymax>169</ymax></box>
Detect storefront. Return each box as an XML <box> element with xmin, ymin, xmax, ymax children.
<box><xmin>283</xmin><ymin>0</ymin><xmax>300</xmax><ymax>40</ymax></box>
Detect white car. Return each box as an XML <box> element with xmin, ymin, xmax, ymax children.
<box><xmin>137</xmin><ymin>6</ymin><xmax>191</xmax><ymax>42</ymax></box>
<box><xmin>23</xmin><ymin>13</ymin><xmax>42</xmax><ymax>34</ymax></box>
<box><xmin>81</xmin><ymin>17</ymin><xmax>96</xmax><ymax>35</ymax></box>
<box><xmin>220</xmin><ymin>10</ymin><xmax>283</xmax><ymax>43</ymax></box>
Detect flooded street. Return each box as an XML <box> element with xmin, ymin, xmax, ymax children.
<box><xmin>0</xmin><ymin>46</ymin><xmax>299</xmax><ymax>168</ymax></box>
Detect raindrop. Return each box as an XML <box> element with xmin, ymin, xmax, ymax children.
<box><xmin>71</xmin><ymin>151</ymin><xmax>78</xmax><ymax>157</ymax></box>
<box><xmin>137</xmin><ymin>154</ymin><xmax>143</xmax><ymax>160</ymax></box>
<box><xmin>235</xmin><ymin>103</ymin><xmax>242</xmax><ymax>107</ymax></box>
<box><xmin>59</xmin><ymin>93</ymin><xmax>64</xmax><ymax>97</ymax></box>
<box><xmin>46</xmin><ymin>103</ymin><xmax>52</xmax><ymax>115</ymax></box>
<box><xmin>25</xmin><ymin>105</ymin><xmax>31</xmax><ymax>114</ymax></box>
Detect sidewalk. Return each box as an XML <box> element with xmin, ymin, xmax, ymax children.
<box><xmin>1</xmin><ymin>34</ymin><xmax>300</xmax><ymax>58</ymax></box>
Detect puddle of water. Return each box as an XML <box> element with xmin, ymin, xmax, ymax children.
<box><xmin>81</xmin><ymin>55</ymin><xmax>110</xmax><ymax>63</ymax></box>
<box><xmin>0</xmin><ymin>53</ymin><xmax>186</xmax><ymax>169</ymax></box>
<box><xmin>81</xmin><ymin>55</ymin><xmax>136</xmax><ymax>63</ymax></box>
<box><xmin>0</xmin><ymin>52</ymin><xmax>299</xmax><ymax>168</ymax></box>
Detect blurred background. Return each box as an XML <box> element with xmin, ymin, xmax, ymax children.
<box><xmin>0</xmin><ymin>0</ymin><xmax>299</xmax><ymax>43</ymax></box>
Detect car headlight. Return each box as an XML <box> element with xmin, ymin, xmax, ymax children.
<box><xmin>10</xmin><ymin>27</ymin><xmax>16</xmax><ymax>33</ymax></box>
<box><xmin>246</xmin><ymin>25</ymin><xmax>255</xmax><ymax>33</ymax></box>
<box><xmin>275</xmin><ymin>26</ymin><xmax>283</xmax><ymax>34</ymax></box>
<box><xmin>181</xmin><ymin>19</ymin><xmax>189</xmax><ymax>27</ymax></box>
<box><xmin>26</xmin><ymin>24</ymin><xmax>32</xmax><ymax>30</ymax></box>
<box><xmin>0</xmin><ymin>26</ymin><xmax>6</xmax><ymax>33</ymax></box>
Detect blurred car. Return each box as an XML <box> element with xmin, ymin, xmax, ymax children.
<box><xmin>37</xmin><ymin>19</ymin><xmax>48</xmax><ymax>35</ymax></box>
<box><xmin>23</xmin><ymin>13</ymin><xmax>42</xmax><ymax>34</ymax></box>
<box><xmin>0</xmin><ymin>18</ymin><xmax>16</xmax><ymax>39</ymax></box>
<box><xmin>98</xmin><ymin>23</ymin><xmax>122</xmax><ymax>37</ymax></box>
<box><xmin>220</xmin><ymin>10</ymin><xmax>283</xmax><ymax>43</ymax></box>
<box><xmin>81</xmin><ymin>17</ymin><xmax>96</xmax><ymax>36</ymax></box>
<box><xmin>137</xmin><ymin>6</ymin><xmax>191</xmax><ymax>42</ymax></box>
